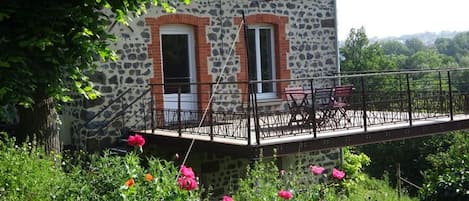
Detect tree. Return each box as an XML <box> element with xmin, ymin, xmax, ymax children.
<box><xmin>420</xmin><ymin>132</ymin><xmax>469</xmax><ymax>201</ymax></box>
<box><xmin>406</xmin><ymin>50</ymin><xmax>457</xmax><ymax>69</ymax></box>
<box><xmin>0</xmin><ymin>0</ymin><xmax>189</xmax><ymax>152</ymax></box>
<box><xmin>405</xmin><ymin>38</ymin><xmax>427</xmax><ymax>55</ymax></box>
<box><xmin>379</xmin><ymin>40</ymin><xmax>411</xmax><ymax>56</ymax></box>
<box><xmin>339</xmin><ymin>27</ymin><xmax>398</xmax><ymax>92</ymax></box>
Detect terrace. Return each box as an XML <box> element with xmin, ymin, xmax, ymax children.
<box><xmin>96</xmin><ymin>68</ymin><xmax>469</xmax><ymax>156</ymax></box>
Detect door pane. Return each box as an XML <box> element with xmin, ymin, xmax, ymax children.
<box><xmin>260</xmin><ymin>28</ymin><xmax>273</xmax><ymax>92</ymax></box>
<box><xmin>162</xmin><ymin>34</ymin><xmax>190</xmax><ymax>93</ymax></box>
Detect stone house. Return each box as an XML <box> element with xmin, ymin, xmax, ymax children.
<box><xmin>61</xmin><ymin>0</ymin><xmax>341</xmax><ymax>199</ymax></box>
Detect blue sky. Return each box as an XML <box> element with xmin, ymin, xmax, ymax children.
<box><xmin>336</xmin><ymin>0</ymin><xmax>469</xmax><ymax>40</ymax></box>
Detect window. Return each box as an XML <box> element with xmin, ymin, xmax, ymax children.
<box><xmin>247</xmin><ymin>25</ymin><xmax>276</xmax><ymax>99</ymax></box>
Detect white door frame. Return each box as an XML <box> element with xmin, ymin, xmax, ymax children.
<box><xmin>160</xmin><ymin>25</ymin><xmax>198</xmax><ymax>121</ymax></box>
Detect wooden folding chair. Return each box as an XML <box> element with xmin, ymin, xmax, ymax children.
<box><xmin>284</xmin><ymin>87</ymin><xmax>309</xmax><ymax>126</ymax></box>
<box><xmin>332</xmin><ymin>85</ymin><xmax>354</xmax><ymax>125</ymax></box>
<box><xmin>312</xmin><ymin>87</ymin><xmax>335</xmax><ymax>127</ymax></box>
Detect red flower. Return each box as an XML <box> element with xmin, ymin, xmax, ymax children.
<box><xmin>278</xmin><ymin>190</ymin><xmax>293</xmax><ymax>200</ymax></box>
<box><xmin>309</xmin><ymin>165</ymin><xmax>325</xmax><ymax>175</ymax></box>
<box><xmin>180</xmin><ymin>165</ymin><xmax>195</xmax><ymax>179</ymax></box>
<box><xmin>125</xmin><ymin>178</ymin><xmax>135</xmax><ymax>188</ymax></box>
<box><xmin>332</xmin><ymin>168</ymin><xmax>346</xmax><ymax>180</ymax></box>
<box><xmin>223</xmin><ymin>195</ymin><xmax>234</xmax><ymax>201</ymax></box>
<box><xmin>145</xmin><ymin>173</ymin><xmax>153</xmax><ymax>182</ymax></box>
<box><xmin>128</xmin><ymin>134</ymin><xmax>145</xmax><ymax>148</ymax></box>
<box><xmin>177</xmin><ymin>176</ymin><xmax>198</xmax><ymax>190</ymax></box>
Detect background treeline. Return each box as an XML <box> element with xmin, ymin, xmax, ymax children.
<box><xmin>340</xmin><ymin>27</ymin><xmax>469</xmax><ymax>201</ymax></box>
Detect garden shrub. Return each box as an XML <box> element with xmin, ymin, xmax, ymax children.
<box><xmin>420</xmin><ymin>132</ymin><xmax>469</xmax><ymax>201</ymax></box>
<box><xmin>0</xmin><ymin>133</ymin><xmax>72</xmax><ymax>201</ymax></box>
<box><xmin>0</xmin><ymin>133</ymin><xmax>201</xmax><ymax>201</ymax></box>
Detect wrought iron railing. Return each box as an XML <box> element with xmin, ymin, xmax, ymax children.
<box><xmin>148</xmin><ymin>68</ymin><xmax>469</xmax><ymax>145</ymax></box>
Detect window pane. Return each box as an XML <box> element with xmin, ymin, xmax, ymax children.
<box><xmin>162</xmin><ymin>34</ymin><xmax>190</xmax><ymax>93</ymax></box>
<box><xmin>260</xmin><ymin>28</ymin><xmax>274</xmax><ymax>93</ymax></box>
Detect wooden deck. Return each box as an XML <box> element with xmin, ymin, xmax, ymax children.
<box><xmin>135</xmin><ymin>112</ymin><xmax>469</xmax><ymax>157</ymax></box>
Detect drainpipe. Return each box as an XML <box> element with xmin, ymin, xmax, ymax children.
<box><xmin>334</xmin><ymin>0</ymin><xmax>341</xmax><ymax>86</ymax></box>
<box><xmin>334</xmin><ymin>0</ymin><xmax>344</xmax><ymax>164</ymax></box>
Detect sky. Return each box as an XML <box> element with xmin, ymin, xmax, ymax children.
<box><xmin>336</xmin><ymin>0</ymin><xmax>469</xmax><ymax>40</ymax></box>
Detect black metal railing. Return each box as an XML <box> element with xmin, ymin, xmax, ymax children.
<box><xmin>148</xmin><ymin>68</ymin><xmax>469</xmax><ymax>145</ymax></box>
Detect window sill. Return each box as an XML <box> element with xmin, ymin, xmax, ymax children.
<box><xmin>243</xmin><ymin>98</ymin><xmax>283</xmax><ymax>108</ymax></box>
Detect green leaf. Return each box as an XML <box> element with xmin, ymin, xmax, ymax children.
<box><xmin>0</xmin><ymin>61</ymin><xmax>10</xmax><ymax>68</ymax></box>
<box><xmin>83</xmin><ymin>28</ymin><xmax>94</xmax><ymax>36</ymax></box>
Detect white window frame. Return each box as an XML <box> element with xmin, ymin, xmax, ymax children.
<box><xmin>249</xmin><ymin>25</ymin><xmax>277</xmax><ymax>99</ymax></box>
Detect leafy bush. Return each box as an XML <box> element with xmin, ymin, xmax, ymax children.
<box><xmin>0</xmin><ymin>133</ymin><xmax>201</xmax><ymax>201</ymax></box>
<box><xmin>232</xmin><ymin>152</ymin><xmax>350</xmax><ymax>200</ymax></box>
<box><xmin>0</xmin><ymin>133</ymin><xmax>71</xmax><ymax>201</ymax></box>
<box><xmin>420</xmin><ymin>132</ymin><xmax>469</xmax><ymax>201</ymax></box>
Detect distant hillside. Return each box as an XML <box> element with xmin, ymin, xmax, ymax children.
<box><xmin>370</xmin><ymin>31</ymin><xmax>463</xmax><ymax>45</ymax></box>
<box><xmin>339</xmin><ymin>31</ymin><xmax>466</xmax><ymax>47</ymax></box>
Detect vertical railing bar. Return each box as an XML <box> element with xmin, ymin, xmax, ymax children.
<box><xmin>143</xmin><ymin>89</ymin><xmax>147</xmax><ymax>131</ymax></box>
<box><xmin>448</xmin><ymin>71</ymin><xmax>454</xmax><ymax>121</ymax></box>
<box><xmin>438</xmin><ymin>72</ymin><xmax>443</xmax><ymax>113</ymax></box>
<box><xmin>310</xmin><ymin>79</ymin><xmax>317</xmax><ymax>138</ymax></box>
<box><xmin>178</xmin><ymin>86</ymin><xmax>182</xmax><ymax>136</ymax></box>
<box><xmin>151</xmin><ymin>85</ymin><xmax>155</xmax><ymax>134</ymax></box>
<box><xmin>360</xmin><ymin>77</ymin><xmax>368</xmax><ymax>132</ymax></box>
<box><xmin>209</xmin><ymin>83</ymin><xmax>214</xmax><ymax>141</ymax></box>
<box><xmin>406</xmin><ymin>73</ymin><xmax>413</xmax><ymax>126</ymax></box>
<box><xmin>398</xmin><ymin>74</ymin><xmax>404</xmax><ymax>120</ymax></box>
<box><xmin>121</xmin><ymin>89</ymin><xmax>125</xmax><ymax>132</ymax></box>
<box><xmin>246</xmin><ymin>82</ymin><xmax>252</xmax><ymax>145</ymax></box>
<box><xmin>252</xmin><ymin>82</ymin><xmax>261</xmax><ymax>145</ymax></box>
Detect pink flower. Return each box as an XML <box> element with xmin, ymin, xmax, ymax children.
<box><xmin>223</xmin><ymin>195</ymin><xmax>234</xmax><ymax>201</ymax></box>
<box><xmin>332</xmin><ymin>168</ymin><xmax>346</xmax><ymax>180</ymax></box>
<box><xmin>180</xmin><ymin>165</ymin><xmax>195</xmax><ymax>179</ymax></box>
<box><xmin>177</xmin><ymin>176</ymin><xmax>198</xmax><ymax>190</ymax></box>
<box><xmin>309</xmin><ymin>165</ymin><xmax>325</xmax><ymax>175</ymax></box>
<box><xmin>278</xmin><ymin>190</ymin><xmax>293</xmax><ymax>200</ymax></box>
<box><xmin>127</xmin><ymin>134</ymin><xmax>145</xmax><ymax>148</ymax></box>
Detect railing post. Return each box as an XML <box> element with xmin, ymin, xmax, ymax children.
<box><xmin>438</xmin><ymin>71</ymin><xmax>443</xmax><ymax>113</ymax></box>
<box><xmin>178</xmin><ymin>86</ymin><xmax>182</xmax><ymax>136</ymax></box>
<box><xmin>360</xmin><ymin>77</ymin><xmax>368</xmax><ymax>132</ymax></box>
<box><xmin>209</xmin><ymin>83</ymin><xmax>214</xmax><ymax>141</ymax></box>
<box><xmin>310</xmin><ymin>79</ymin><xmax>317</xmax><ymax>138</ymax></box>
<box><xmin>406</xmin><ymin>73</ymin><xmax>413</xmax><ymax>126</ymax></box>
<box><xmin>142</xmin><ymin>89</ymin><xmax>147</xmax><ymax>131</ymax></box>
<box><xmin>246</xmin><ymin>82</ymin><xmax>252</xmax><ymax>146</ymax></box>
<box><xmin>151</xmin><ymin>85</ymin><xmax>155</xmax><ymax>133</ymax></box>
<box><xmin>448</xmin><ymin>71</ymin><xmax>454</xmax><ymax>121</ymax></box>
<box><xmin>252</xmin><ymin>82</ymin><xmax>261</xmax><ymax>145</ymax></box>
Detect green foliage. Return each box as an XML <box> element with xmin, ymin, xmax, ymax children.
<box><xmin>358</xmin><ymin>134</ymin><xmax>457</xmax><ymax>196</ymax></box>
<box><xmin>379</xmin><ymin>40</ymin><xmax>411</xmax><ymax>56</ymax></box>
<box><xmin>233</xmin><ymin>159</ymin><xmax>282</xmax><ymax>201</ymax></box>
<box><xmin>341</xmin><ymin>148</ymin><xmax>371</xmax><ymax>192</ymax></box>
<box><xmin>405</xmin><ymin>50</ymin><xmax>457</xmax><ymax>69</ymax></box>
<box><xmin>420</xmin><ymin>132</ymin><xmax>469</xmax><ymax>201</ymax></box>
<box><xmin>0</xmin><ymin>134</ymin><xmax>200</xmax><ymax>201</ymax></box>
<box><xmin>405</xmin><ymin>38</ymin><xmax>427</xmax><ymax>55</ymax></box>
<box><xmin>0</xmin><ymin>133</ymin><xmax>71</xmax><ymax>201</ymax></box>
<box><xmin>233</xmin><ymin>150</ymin><xmax>374</xmax><ymax>200</ymax></box>
<box><xmin>343</xmin><ymin>175</ymin><xmax>417</xmax><ymax>201</ymax></box>
<box><xmin>0</xmin><ymin>0</ymin><xmax>189</xmax><ymax>108</ymax></box>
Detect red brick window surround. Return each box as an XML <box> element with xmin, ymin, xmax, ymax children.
<box><xmin>234</xmin><ymin>14</ymin><xmax>290</xmax><ymax>100</ymax></box>
<box><xmin>145</xmin><ymin>14</ymin><xmax>210</xmax><ymax>111</ymax></box>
